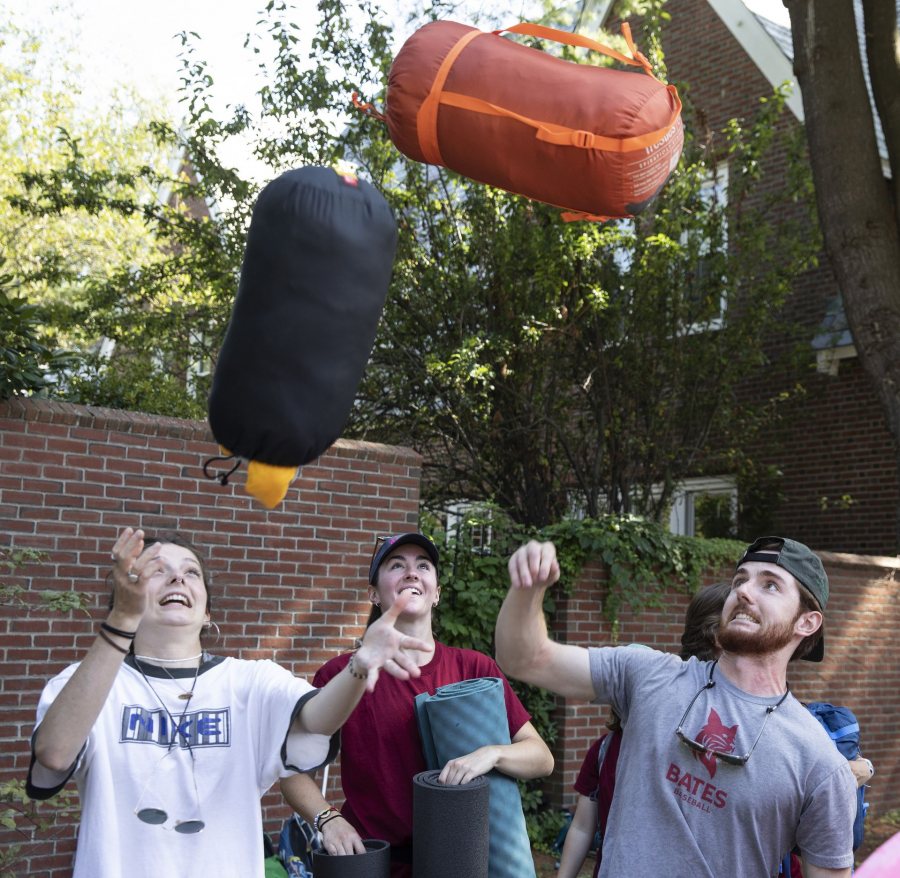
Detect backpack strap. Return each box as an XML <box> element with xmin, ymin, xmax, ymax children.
<box><xmin>596</xmin><ymin>732</ymin><xmax>614</xmax><ymax>775</ymax></box>
<box><xmin>824</xmin><ymin>720</ymin><xmax>860</xmax><ymax>742</ymax></box>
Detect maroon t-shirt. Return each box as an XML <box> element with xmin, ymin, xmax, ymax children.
<box><xmin>573</xmin><ymin>730</ymin><xmax>623</xmax><ymax>878</ymax></box>
<box><xmin>314</xmin><ymin>641</ymin><xmax>532</xmax><ymax>878</ymax></box>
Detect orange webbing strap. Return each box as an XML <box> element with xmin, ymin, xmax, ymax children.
<box><xmin>417</xmin><ymin>28</ymin><xmax>484</xmax><ymax>165</ymax></box>
<box><xmin>438</xmin><ymin>85</ymin><xmax>682</xmax><ymax>153</ymax></box>
<box><xmin>497</xmin><ymin>21</ymin><xmax>655</xmax><ymax>78</ymax></box>
<box><xmin>560</xmin><ymin>210</ymin><xmax>619</xmax><ymax>222</ymax></box>
<box><xmin>351</xmin><ymin>91</ymin><xmax>386</xmax><ymax>122</ymax></box>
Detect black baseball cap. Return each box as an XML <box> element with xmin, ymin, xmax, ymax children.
<box><xmin>736</xmin><ymin>536</ymin><xmax>827</xmax><ymax>661</ymax></box>
<box><xmin>368</xmin><ymin>533</ymin><xmax>439</xmax><ymax>584</ymax></box>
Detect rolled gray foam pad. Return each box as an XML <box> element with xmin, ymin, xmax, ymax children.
<box><xmin>414</xmin><ymin>678</ymin><xmax>536</xmax><ymax>878</ymax></box>
<box><xmin>412</xmin><ymin>770</ymin><xmax>489</xmax><ymax>878</ymax></box>
<box><xmin>312</xmin><ymin>838</ymin><xmax>390</xmax><ymax>878</ymax></box>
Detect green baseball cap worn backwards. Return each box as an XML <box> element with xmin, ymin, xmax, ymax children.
<box><xmin>736</xmin><ymin>536</ymin><xmax>828</xmax><ymax>662</ymax></box>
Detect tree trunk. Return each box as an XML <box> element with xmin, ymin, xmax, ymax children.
<box><xmin>787</xmin><ymin>0</ymin><xmax>900</xmax><ymax>549</ymax></box>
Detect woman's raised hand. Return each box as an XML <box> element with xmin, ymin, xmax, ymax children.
<box><xmin>353</xmin><ymin>591</ymin><xmax>430</xmax><ymax>692</ymax></box>
<box><xmin>108</xmin><ymin>527</ymin><xmax>161</xmax><ymax>626</ymax></box>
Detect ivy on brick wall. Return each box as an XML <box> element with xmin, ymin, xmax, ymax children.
<box><xmin>433</xmin><ymin>509</ymin><xmax>742</xmax><ymax>665</ymax></box>
<box><xmin>546</xmin><ymin>516</ymin><xmax>744</xmax><ymax>621</ymax></box>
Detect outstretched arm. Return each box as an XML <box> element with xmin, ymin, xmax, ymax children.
<box><xmin>33</xmin><ymin>528</ymin><xmax>159</xmax><ymax>773</ymax></box>
<box><xmin>295</xmin><ymin>589</ymin><xmax>429</xmax><ymax>735</ymax></box>
<box><xmin>437</xmin><ymin>720</ymin><xmax>554</xmax><ymax>785</ymax></box>
<box><xmin>495</xmin><ymin>541</ymin><xmax>594</xmax><ymax>701</ymax></box>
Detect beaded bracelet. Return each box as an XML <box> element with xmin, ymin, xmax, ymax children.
<box><xmin>100</xmin><ymin>621</ymin><xmax>137</xmax><ymax>639</ymax></box>
<box><xmin>314</xmin><ymin>806</ymin><xmax>339</xmax><ymax>833</ymax></box>
<box><xmin>98</xmin><ymin>628</ymin><xmax>129</xmax><ymax>655</ymax></box>
<box><xmin>347</xmin><ymin>653</ymin><xmax>367</xmax><ymax>681</ymax></box>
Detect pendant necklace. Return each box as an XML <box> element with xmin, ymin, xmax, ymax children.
<box><xmin>135</xmin><ymin>658</ymin><xmax>201</xmax><ymax>745</ymax></box>
<box><xmin>134</xmin><ymin>653</ymin><xmax>203</xmax><ymax>701</ymax></box>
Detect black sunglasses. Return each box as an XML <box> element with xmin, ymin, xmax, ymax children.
<box><xmin>370</xmin><ymin>535</ymin><xmax>390</xmax><ymax>564</ymax></box>
<box><xmin>134</xmin><ymin>748</ymin><xmax>205</xmax><ymax>833</ymax></box>
<box><xmin>674</xmin><ymin>660</ymin><xmax>789</xmax><ymax>766</ymax></box>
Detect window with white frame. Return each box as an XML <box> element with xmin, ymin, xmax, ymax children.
<box><xmin>682</xmin><ymin>162</ymin><xmax>729</xmax><ymax>332</ymax></box>
<box><xmin>668</xmin><ymin>476</ymin><xmax>737</xmax><ymax>538</ymax></box>
<box><xmin>443</xmin><ymin>501</ymin><xmax>493</xmax><ymax>551</ymax></box>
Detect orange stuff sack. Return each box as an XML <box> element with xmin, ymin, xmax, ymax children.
<box><xmin>379</xmin><ymin>21</ymin><xmax>683</xmax><ymax>220</ymax></box>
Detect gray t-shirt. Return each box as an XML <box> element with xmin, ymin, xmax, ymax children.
<box><xmin>589</xmin><ymin>647</ymin><xmax>857</xmax><ymax>877</ymax></box>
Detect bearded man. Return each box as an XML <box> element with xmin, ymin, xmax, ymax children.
<box><xmin>496</xmin><ymin>536</ymin><xmax>857</xmax><ymax>878</ymax></box>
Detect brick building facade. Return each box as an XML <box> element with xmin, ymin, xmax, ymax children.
<box><xmin>613</xmin><ymin>0</ymin><xmax>900</xmax><ymax>555</ymax></box>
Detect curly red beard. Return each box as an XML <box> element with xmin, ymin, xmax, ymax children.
<box><xmin>716</xmin><ymin>610</ymin><xmax>801</xmax><ymax>656</ymax></box>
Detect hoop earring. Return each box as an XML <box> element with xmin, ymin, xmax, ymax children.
<box><xmin>202</xmin><ymin>620</ymin><xmax>221</xmax><ymax>646</ymax></box>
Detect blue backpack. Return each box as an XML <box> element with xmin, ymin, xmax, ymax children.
<box><xmin>779</xmin><ymin>702</ymin><xmax>868</xmax><ymax>877</ymax></box>
<box><xmin>278</xmin><ymin>814</ymin><xmax>320</xmax><ymax>878</ymax></box>
<box><xmin>806</xmin><ymin>702</ymin><xmax>868</xmax><ymax>850</ymax></box>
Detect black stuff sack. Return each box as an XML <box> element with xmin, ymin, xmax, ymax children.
<box><xmin>207</xmin><ymin>167</ymin><xmax>398</xmax><ymax>507</ymax></box>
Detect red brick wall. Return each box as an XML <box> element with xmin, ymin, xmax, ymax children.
<box><xmin>0</xmin><ymin>398</ymin><xmax>423</xmax><ymax>877</ymax></box>
<box><xmin>548</xmin><ymin>552</ymin><xmax>900</xmax><ymax>818</ymax></box>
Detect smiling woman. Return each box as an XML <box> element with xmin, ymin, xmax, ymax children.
<box><xmin>24</xmin><ymin>526</ymin><xmax>430</xmax><ymax>878</ymax></box>
<box><xmin>280</xmin><ymin>531</ymin><xmax>555</xmax><ymax>878</ymax></box>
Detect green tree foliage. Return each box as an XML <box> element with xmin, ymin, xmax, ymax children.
<box><xmin>349</xmin><ymin>90</ymin><xmax>818</xmax><ymax>527</ymax></box>
<box><xmin>0</xmin><ymin>260</ymin><xmax>77</xmax><ymax>399</ymax></box>
<box><xmin>0</xmin><ymin>11</ymin><xmax>173</xmax><ymax>387</ymax></box>
<box><xmin>4</xmin><ymin>0</ymin><xmax>818</xmax><ymax>526</ymax></box>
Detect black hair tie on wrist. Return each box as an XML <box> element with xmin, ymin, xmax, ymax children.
<box><xmin>317</xmin><ymin>813</ymin><xmax>341</xmax><ymax>832</ymax></box>
<box><xmin>101</xmin><ymin>621</ymin><xmax>137</xmax><ymax>639</ymax></box>
<box><xmin>98</xmin><ymin>629</ymin><xmax>129</xmax><ymax>655</ymax></box>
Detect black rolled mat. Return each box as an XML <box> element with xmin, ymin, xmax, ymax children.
<box><xmin>412</xmin><ymin>770</ymin><xmax>490</xmax><ymax>878</ymax></box>
<box><xmin>312</xmin><ymin>839</ymin><xmax>391</xmax><ymax>878</ymax></box>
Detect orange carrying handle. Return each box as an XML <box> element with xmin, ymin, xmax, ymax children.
<box><xmin>495</xmin><ymin>21</ymin><xmax>655</xmax><ymax>76</ymax></box>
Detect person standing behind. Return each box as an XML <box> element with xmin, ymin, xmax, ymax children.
<box><xmin>555</xmin><ymin>713</ymin><xmax>621</xmax><ymax>878</ymax></box>
<box><xmin>281</xmin><ymin>532</ymin><xmax>554</xmax><ymax>878</ymax></box>
<box><xmin>498</xmin><ymin>536</ymin><xmax>857</xmax><ymax>878</ymax></box>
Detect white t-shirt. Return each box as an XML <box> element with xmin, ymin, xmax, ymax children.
<box><xmin>589</xmin><ymin>646</ymin><xmax>858</xmax><ymax>878</ymax></box>
<box><xmin>28</xmin><ymin>655</ymin><xmax>336</xmax><ymax>878</ymax></box>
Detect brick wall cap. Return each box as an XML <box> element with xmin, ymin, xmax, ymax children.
<box><xmin>0</xmin><ymin>398</ymin><xmax>420</xmax><ymax>465</ymax></box>
<box><xmin>816</xmin><ymin>549</ymin><xmax>900</xmax><ymax>572</ymax></box>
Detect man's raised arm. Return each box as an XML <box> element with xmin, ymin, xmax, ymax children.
<box><xmin>495</xmin><ymin>541</ymin><xmax>595</xmax><ymax>702</ymax></box>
